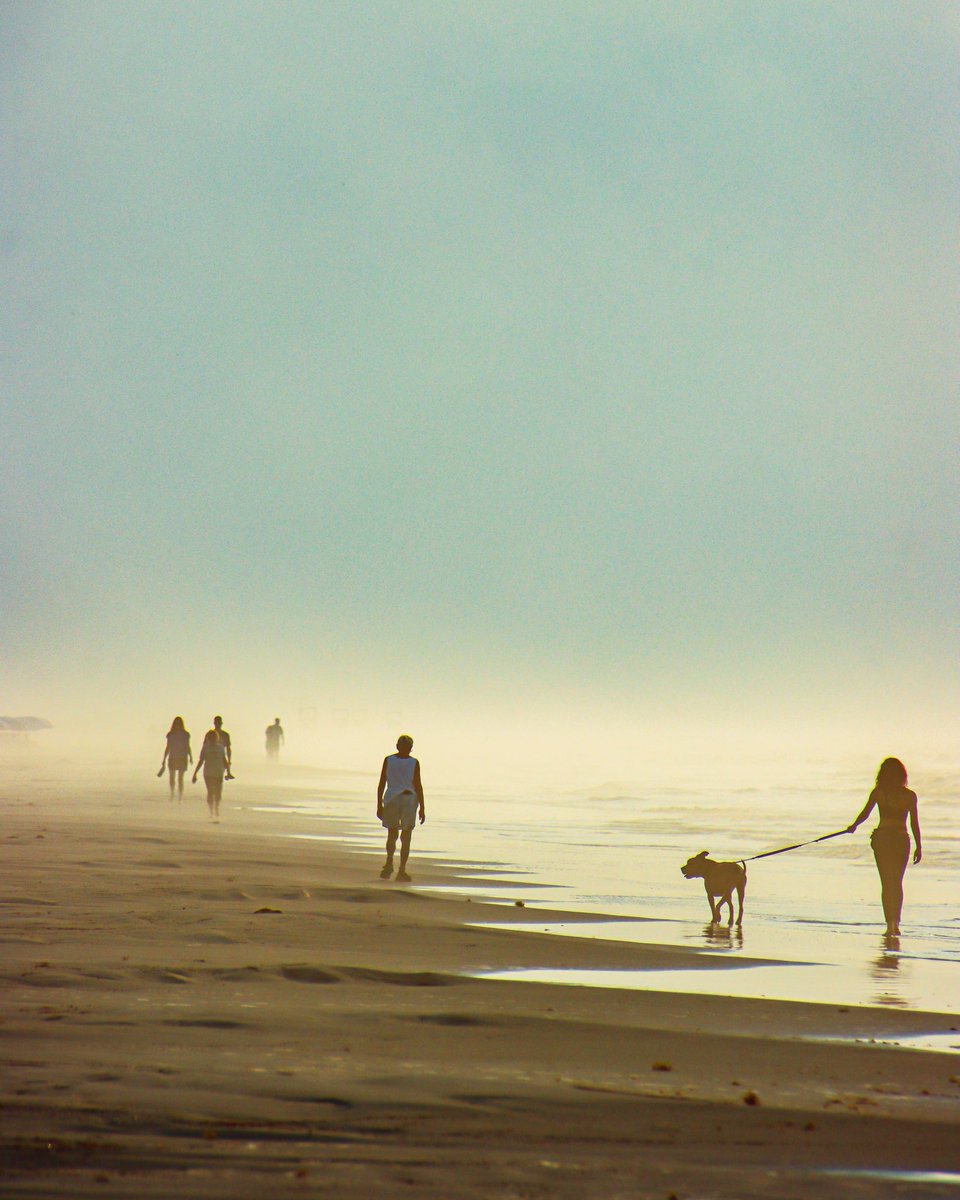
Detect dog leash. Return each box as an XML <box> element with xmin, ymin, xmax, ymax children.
<box><xmin>741</xmin><ymin>827</ymin><xmax>851</xmax><ymax>863</ymax></box>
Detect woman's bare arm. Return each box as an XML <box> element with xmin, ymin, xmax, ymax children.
<box><xmin>192</xmin><ymin>745</ymin><xmax>207</xmax><ymax>782</ymax></box>
<box><xmin>909</xmin><ymin>791</ymin><xmax>922</xmax><ymax>863</ymax></box>
<box><xmin>847</xmin><ymin>790</ymin><xmax>877</xmax><ymax>833</ymax></box>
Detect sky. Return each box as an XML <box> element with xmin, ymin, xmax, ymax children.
<box><xmin>1</xmin><ymin>2</ymin><xmax>957</xmax><ymax>775</ymax></box>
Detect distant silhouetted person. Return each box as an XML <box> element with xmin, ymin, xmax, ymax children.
<box><xmin>212</xmin><ymin>715</ymin><xmax>234</xmax><ymax>779</ymax></box>
<box><xmin>847</xmin><ymin>757</ymin><xmax>922</xmax><ymax>936</ymax></box>
<box><xmin>193</xmin><ymin>730</ymin><xmax>229</xmax><ymax>821</ymax></box>
<box><xmin>376</xmin><ymin>734</ymin><xmax>425</xmax><ymax>883</ymax></box>
<box><xmin>265</xmin><ymin>718</ymin><xmax>284</xmax><ymax>761</ymax></box>
<box><xmin>158</xmin><ymin>716</ymin><xmax>192</xmax><ymax>799</ymax></box>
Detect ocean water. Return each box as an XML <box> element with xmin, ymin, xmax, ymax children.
<box><xmin>256</xmin><ymin>758</ymin><xmax>960</xmax><ymax>1016</ymax></box>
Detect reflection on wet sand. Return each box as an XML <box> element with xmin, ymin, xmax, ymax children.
<box><xmin>870</xmin><ymin>934</ymin><xmax>906</xmax><ymax>1007</ymax></box>
<box><xmin>702</xmin><ymin>922</ymin><xmax>744</xmax><ymax>950</ymax></box>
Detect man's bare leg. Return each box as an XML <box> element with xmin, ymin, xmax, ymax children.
<box><xmin>396</xmin><ymin>830</ymin><xmax>413</xmax><ymax>881</ymax></box>
<box><xmin>381</xmin><ymin>828</ymin><xmax>398</xmax><ymax>878</ymax></box>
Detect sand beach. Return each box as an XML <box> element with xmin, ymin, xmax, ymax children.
<box><xmin>2</xmin><ymin>760</ymin><xmax>959</xmax><ymax>1199</ymax></box>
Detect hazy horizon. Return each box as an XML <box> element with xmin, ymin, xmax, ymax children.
<box><xmin>2</xmin><ymin>3</ymin><xmax>956</xmax><ymax>781</ymax></box>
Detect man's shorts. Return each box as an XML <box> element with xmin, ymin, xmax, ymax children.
<box><xmin>381</xmin><ymin>792</ymin><xmax>418</xmax><ymax>831</ymax></box>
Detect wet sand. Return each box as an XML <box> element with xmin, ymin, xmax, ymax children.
<box><xmin>2</xmin><ymin>765</ymin><xmax>959</xmax><ymax>1198</ymax></box>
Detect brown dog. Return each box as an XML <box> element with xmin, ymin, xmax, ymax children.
<box><xmin>681</xmin><ymin>850</ymin><xmax>746</xmax><ymax>926</ymax></box>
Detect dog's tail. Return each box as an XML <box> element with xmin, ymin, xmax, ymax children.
<box><xmin>739</xmin><ymin>859</ymin><xmax>747</xmax><ymax>879</ymax></box>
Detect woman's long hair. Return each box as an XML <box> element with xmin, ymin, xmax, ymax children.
<box><xmin>168</xmin><ymin>716</ymin><xmax>186</xmax><ymax>735</ymax></box>
<box><xmin>876</xmin><ymin>757</ymin><xmax>907</xmax><ymax>791</ymax></box>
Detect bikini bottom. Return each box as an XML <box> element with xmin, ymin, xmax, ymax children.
<box><xmin>870</xmin><ymin>826</ymin><xmax>909</xmax><ymax>874</ymax></box>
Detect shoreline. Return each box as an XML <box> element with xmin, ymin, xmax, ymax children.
<box><xmin>251</xmin><ymin>766</ymin><xmax>960</xmax><ymax>1019</ymax></box>
<box><xmin>2</xmin><ymin>765</ymin><xmax>960</xmax><ymax>1196</ymax></box>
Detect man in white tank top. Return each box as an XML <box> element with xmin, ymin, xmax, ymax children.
<box><xmin>376</xmin><ymin>735</ymin><xmax>426</xmax><ymax>882</ymax></box>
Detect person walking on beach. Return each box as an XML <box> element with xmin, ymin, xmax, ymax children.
<box><xmin>212</xmin><ymin>715</ymin><xmax>234</xmax><ymax>779</ymax></box>
<box><xmin>376</xmin><ymin>735</ymin><xmax>425</xmax><ymax>882</ymax></box>
<box><xmin>158</xmin><ymin>716</ymin><xmax>192</xmax><ymax>799</ymax></box>
<box><xmin>265</xmin><ymin>717</ymin><xmax>284</xmax><ymax>761</ymax></box>
<box><xmin>193</xmin><ymin>730</ymin><xmax>229</xmax><ymax>821</ymax></box>
<box><xmin>847</xmin><ymin>757</ymin><xmax>922</xmax><ymax>936</ymax></box>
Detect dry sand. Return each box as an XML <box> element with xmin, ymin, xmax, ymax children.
<box><xmin>2</xmin><ymin>762</ymin><xmax>959</xmax><ymax>1198</ymax></box>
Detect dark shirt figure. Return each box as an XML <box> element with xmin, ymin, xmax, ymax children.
<box><xmin>847</xmin><ymin>757</ymin><xmax>922</xmax><ymax>937</ymax></box>
<box><xmin>158</xmin><ymin>716</ymin><xmax>192</xmax><ymax>799</ymax></box>
<box><xmin>212</xmin><ymin>715</ymin><xmax>234</xmax><ymax>779</ymax></box>
<box><xmin>265</xmin><ymin>718</ymin><xmax>284</xmax><ymax>761</ymax></box>
<box><xmin>376</xmin><ymin>734</ymin><xmax>425</xmax><ymax>883</ymax></box>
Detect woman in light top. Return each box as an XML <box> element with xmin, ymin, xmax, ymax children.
<box><xmin>158</xmin><ymin>716</ymin><xmax>192</xmax><ymax>799</ymax></box>
<box><xmin>193</xmin><ymin>730</ymin><xmax>229</xmax><ymax>822</ymax></box>
<box><xmin>376</xmin><ymin>734</ymin><xmax>425</xmax><ymax>882</ymax></box>
<box><xmin>847</xmin><ymin>757</ymin><xmax>922</xmax><ymax>936</ymax></box>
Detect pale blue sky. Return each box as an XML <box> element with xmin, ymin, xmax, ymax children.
<box><xmin>2</xmin><ymin>2</ymin><xmax>956</xmax><ymax>759</ymax></box>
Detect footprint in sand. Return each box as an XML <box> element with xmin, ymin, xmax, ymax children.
<box><xmin>258</xmin><ymin>1092</ymin><xmax>353</xmax><ymax>1109</ymax></box>
<box><xmin>280</xmin><ymin>966</ymin><xmax>341</xmax><ymax>984</ymax></box>
<box><xmin>211</xmin><ymin>967</ymin><xmax>263</xmax><ymax>982</ymax></box>
<box><xmin>340</xmin><ymin>967</ymin><xmax>458</xmax><ymax>988</ymax></box>
<box><xmin>414</xmin><ymin>1014</ymin><xmax>506</xmax><ymax>1027</ymax></box>
<box><xmin>138</xmin><ymin>968</ymin><xmax>194</xmax><ymax>985</ymax></box>
<box><xmin>163</xmin><ymin>1018</ymin><xmax>249</xmax><ymax>1029</ymax></box>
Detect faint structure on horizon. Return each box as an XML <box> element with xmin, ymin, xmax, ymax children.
<box><xmin>0</xmin><ymin>716</ymin><xmax>53</xmax><ymax>743</ymax></box>
<box><xmin>0</xmin><ymin>716</ymin><xmax>53</xmax><ymax>731</ymax></box>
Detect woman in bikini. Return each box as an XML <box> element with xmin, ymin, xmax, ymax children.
<box><xmin>158</xmin><ymin>716</ymin><xmax>192</xmax><ymax>799</ymax></box>
<box><xmin>192</xmin><ymin>729</ymin><xmax>229</xmax><ymax>822</ymax></box>
<box><xmin>847</xmin><ymin>757</ymin><xmax>922</xmax><ymax>936</ymax></box>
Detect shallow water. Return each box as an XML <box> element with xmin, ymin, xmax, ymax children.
<box><xmin>818</xmin><ymin>1170</ymin><xmax>960</xmax><ymax>1195</ymax></box>
<box><xmin>257</xmin><ymin>758</ymin><xmax>960</xmax><ymax>1014</ymax></box>
<box><xmin>473</xmin><ymin>961</ymin><xmax>960</xmax><ymax>1017</ymax></box>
